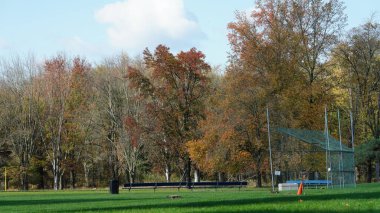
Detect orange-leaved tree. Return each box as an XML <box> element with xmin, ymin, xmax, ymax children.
<box><xmin>127</xmin><ymin>45</ymin><xmax>211</xmax><ymax>183</ymax></box>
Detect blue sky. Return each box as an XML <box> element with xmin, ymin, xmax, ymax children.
<box><xmin>0</xmin><ymin>0</ymin><xmax>379</xmax><ymax>67</ymax></box>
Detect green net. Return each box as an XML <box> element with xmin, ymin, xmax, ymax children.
<box><xmin>274</xmin><ymin>128</ymin><xmax>355</xmax><ymax>187</ymax></box>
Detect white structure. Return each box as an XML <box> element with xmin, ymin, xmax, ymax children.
<box><xmin>278</xmin><ymin>183</ymin><xmax>298</xmax><ymax>191</ymax></box>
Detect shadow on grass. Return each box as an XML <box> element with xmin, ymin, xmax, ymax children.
<box><xmin>2</xmin><ymin>190</ymin><xmax>379</xmax><ymax>212</ymax></box>
<box><xmin>0</xmin><ymin>197</ymin><xmax>158</xmax><ymax>207</ymax></box>
<box><xmin>55</xmin><ymin>191</ymin><xmax>380</xmax><ymax>212</ymax></box>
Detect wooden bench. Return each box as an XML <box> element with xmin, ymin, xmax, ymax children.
<box><xmin>123</xmin><ymin>181</ymin><xmax>248</xmax><ymax>191</ymax></box>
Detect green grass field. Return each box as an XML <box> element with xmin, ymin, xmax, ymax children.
<box><xmin>0</xmin><ymin>183</ymin><xmax>379</xmax><ymax>212</ymax></box>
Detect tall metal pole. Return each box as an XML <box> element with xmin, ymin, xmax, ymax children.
<box><xmin>337</xmin><ymin>109</ymin><xmax>344</xmax><ymax>188</ymax></box>
<box><xmin>350</xmin><ymin>111</ymin><xmax>356</xmax><ymax>188</ymax></box>
<box><xmin>266</xmin><ymin>107</ymin><xmax>275</xmax><ymax>192</ymax></box>
<box><xmin>325</xmin><ymin>106</ymin><xmax>331</xmax><ymax>188</ymax></box>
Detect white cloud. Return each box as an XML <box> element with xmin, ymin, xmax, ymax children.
<box><xmin>95</xmin><ymin>0</ymin><xmax>204</xmax><ymax>51</ymax></box>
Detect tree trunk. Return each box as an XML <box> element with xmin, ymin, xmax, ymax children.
<box><xmin>256</xmin><ymin>170</ymin><xmax>262</xmax><ymax>187</ymax></box>
<box><xmin>217</xmin><ymin>172</ymin><xmax>225</xmax><ymax>182</ymax></box>
<box><xmin>37</xmin><ymin>166</ymin><xmax>44</xmax><ymax>189</ymax></box>
<box><xmin>21</xmin><ymin>172</ymin><xmax>28</xmax><ymax>191</ymax></box>
<box><xmin>367</xmin><ymin>159</ymin><xmax>373</xmax><ymax>183</ymax></box>
<box><xmin>112</xmin><ymin>164</ymin><xmax>118</xmax><ymax>181</ymax></box>
<box><xmin>83</xmin><ymin>163</ymin><xmax>90</xmax><ymax>188</ymax></box>
<box><xmin>165</xmin><ymin>164</ymin><xmax>171</xmax><ymax>182</ymax></box>
<box><xmin>128</xmin><ymin>170</ymin><xmax>135</xmax><ymax>184</ymax></box>
<box><xmin>20</xmin><ymin>164</ymin><xmax>29</xmax><ymax>191</ymax></box>
<box><xmin>108</xmin><ymin>130</ymin><xmax>118</xmax><ymax>180</ymax></box>
<box><xmin>92</xmin><ymin>169</ymin><xmax>96</xmax><ymax>188</ymax></box>
<box><xmin>262</xmin><ymin>171</ymin><xmax>268</xmax><ymax>184</ymax></box>
<box><xmin>194</xmin><ymin>169</ymin><xmax>200</xmax><ymax>182</ymax></box>
<box><xmin>70</xmin><ymin>169</ymin><xmax>75</xmax><ymax>189</ymax></box>
<box><xmin>19</xmin><ymin>151</ymin><xmax>30</xmax><ymax>191</ymax></box>
<box><xmin>59</xmin><ymin>172</ymin><xmax>64</xmax><ymax>190</ymax></box>
<box><xmin>53</xmin><ymin>158</ymin><xmax>59</xmax><ymax>190</ymax></box>
<box><xmin>185</xmin><ymin>157</ymin><xmax>191</xmax><ymax>188</ymax></box>
<box><xmin>54</xmin><ymin>175</ymin><xmax>58</xmax><ymax>190</ymax></box>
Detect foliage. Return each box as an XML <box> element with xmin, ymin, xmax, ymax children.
<box><xmin>356</xmin><ymin>138</ymin><xmax>380</xmax><ymax>164</ymax></box>
<box><xmin>1</xmin><ymin>0</ymin><xmax>380</xmax><ymax>189</ymax></box>
<box><xmin>127</xmin><ymin>45</ymin><xmax>211</xmax><ymax>182</ymax></box>
<box><xmin>335</xmin><ymin>20</ymin><xmax>380</xmax><ymax>182</ymax></box>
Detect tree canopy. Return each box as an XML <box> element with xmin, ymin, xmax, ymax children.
<box><xmin>0</xmin><ymin>0</ymin><xmax>379</xmax><ymax>189</ymax></box>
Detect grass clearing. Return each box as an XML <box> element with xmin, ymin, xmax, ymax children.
<box><xmin>0</xmin><ymin>183</ymin><xmax>379</xmax><ymax>212</ymax></box>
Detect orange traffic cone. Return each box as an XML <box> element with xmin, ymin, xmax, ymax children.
<box><xmin>297</xmin><ymin>182</ymin><xmax>303</xmax><ymax>195</ymax></box>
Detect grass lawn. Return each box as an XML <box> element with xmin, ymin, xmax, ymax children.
<box><xmin>0</xmin><ymin>183</ymin><xmax>379</xmax><ymax>212</ymax></box>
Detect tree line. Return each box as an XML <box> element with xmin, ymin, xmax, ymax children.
<box><xmin>0</xmin><ymin>0</ymin><xmax>379</xmax><ymax>190</ymax></box>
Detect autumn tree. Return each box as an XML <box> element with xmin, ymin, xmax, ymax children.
<box><xmin>119</xmin><ymin>58</ymin><xmax>148</xmax><ymax>184</ymax></box>
<box><xmin>229</xmin><ymin>0</ymin><xmax>346</xmax><ymax>129</ymax></box>
<box><xmin>187</xmin><ymin>71</ymin><xmax>254</xmax><ymax>182</ymax></box>
<box><xmin>0</xmin><ymin>55</ymin><xmax>42</xmax><ymax>190</ymax></box>
<box><xmin>289</xmin><ymin>0</ymin><xmax>346</xmax><ymax>127</ymax></box>
<box><xmin>336</xmin><ymin>20</ymin><xmax>380</xmax><ymax>182</ymax></box>
<box><xmin>93</xmin><ymin>58</ymin><xmax>125</xmax><ymax>181</ymax></box>
<box><xmin>61</xmin><ymin>57</ymin><xmax>93</xmax><ymax>188</ymax></box>
<box><xmin>41</xmin><ymin>55</ymin><xmax>73</xmax><ymax>190</ymax></box>
<box><xmin>128</xmin><ymin>45</ymin><xmax>210</xmax><ymax>184</ymax></box>
<box><xmin>94</xmin><ymin>54</ymin><xmax>147</xmax><ymax>183</ymax></box>
<box><xmin>219</xmin><ymin>0</ymin><xmax>346</xmax><ymax>186</ymax></box>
